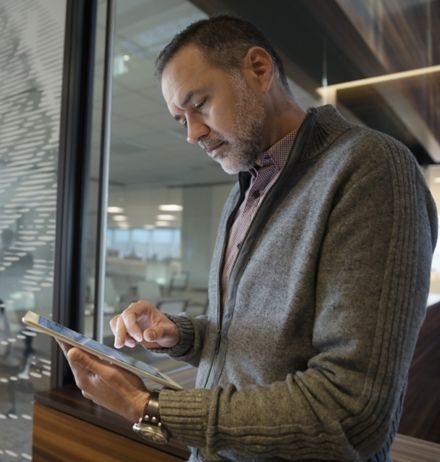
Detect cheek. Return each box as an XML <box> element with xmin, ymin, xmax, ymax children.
<box><xmin>208</xmin><ymin>105</ymin><xmax>237</xmax><ymax>137</ymax></box>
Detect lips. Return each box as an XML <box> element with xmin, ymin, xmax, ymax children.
<box><xmin>204</xmin><ymin>141</ymin><xmax>226</xmax><ymax>156</ymax></box>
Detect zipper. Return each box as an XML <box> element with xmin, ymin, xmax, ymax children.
<box><xmin>201</xmin><ymin>189</ymin><xmax>245</xmax><ymax>388</ymax></box>
<box><xmin>214</xmin><ymin>329</ymin><xmax>221</xmax><ymax>353</ymax></box>
<box><xmin>201</xmin><ymin>109</ymin><xmax>316</xmax><ymax>389</ymax></box>
<box><xmin>202</xmin><ymin>157</ymin><xmax>292</xmax><ymax>389</ymax></box>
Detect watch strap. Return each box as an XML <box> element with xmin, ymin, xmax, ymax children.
<box><xmin>133</xmin><ymin>390</ymin><xmax>170</xmax><ymax>444</ymax></box>
<box><xmin>143</xmin><ymin>390</ymin><xmax>161</xmax><ymax>424</ymax></box>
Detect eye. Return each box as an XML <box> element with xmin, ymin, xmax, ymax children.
<box><xmin>194</xmin><ymin>98</ymin><xmax>206</xmax><ymax>110</ymax></box>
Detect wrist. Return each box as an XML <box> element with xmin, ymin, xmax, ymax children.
<box><xmin>132</xmin><ymin>391</ymin><xmax>150</xmax><ymax>422</ymax></box>
<box><xmin>132</xmin><ymin>390</ymin><xmax>170</xmax><ymax>444</ymax></box>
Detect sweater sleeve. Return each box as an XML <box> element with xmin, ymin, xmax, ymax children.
<box><xmin>149</xmin><ymin>314</ymin><xmax>208</xmax><ymax>368</ymax></box>
<box><xmin>158</xmin><ymin>139</ymin><xmax>437</xmax><ymax>460</ymax></box>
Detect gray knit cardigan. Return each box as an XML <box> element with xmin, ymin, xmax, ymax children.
<box><xmin>157</xmin><ymin>105</ymin><xmax>437</xmax><ymax>462</ymax></box>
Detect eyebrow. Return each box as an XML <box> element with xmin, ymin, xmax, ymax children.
<box><xmin>181</xmin><ymin>90</ymin><xmax>197</xmax><ymax>108</ymax></box>
<box><xmin>172</xmin><ymin>90</ymin><xmax>202</xmax><ymax>122</ymax></box>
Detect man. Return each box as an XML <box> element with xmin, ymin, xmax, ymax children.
<box><xmin>62</xmin><ymin>16</ymin><xmax>437</xmax><ymax>461</ymax></box>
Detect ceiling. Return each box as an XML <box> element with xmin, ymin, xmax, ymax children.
<box><xmin>93</xmin><ymin>0</ymin><xmax>440</xmax><ymax>227</ymax></box>
<box><xmin>192</xmin><ymin>0</ymin><xmax>440</xmax><ymax>163</ymax></box>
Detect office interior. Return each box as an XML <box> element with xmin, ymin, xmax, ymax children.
<box><xmin>0</xmin><ymin>0</ymin><xmax>439</xmax><ymax>460</ymax></box>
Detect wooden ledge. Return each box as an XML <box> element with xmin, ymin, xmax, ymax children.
<box><xmin>34</xmin><ymin>386</ymin><xmax>190</xmax><ymax>461</ymax></box>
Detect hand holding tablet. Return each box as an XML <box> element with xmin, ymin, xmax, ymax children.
<box><xmin>22</xmin><ymin>310</ymin><xmax>182</xmax><ymax>390</ymax></box>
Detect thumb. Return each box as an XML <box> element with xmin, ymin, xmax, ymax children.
<box><xmin>144</xmin><ymin>322</ymin><xmax>178</xmax><ymax>347</ymax></box>
<box><xmin>67</xmin><ymin>348</ymin><xmax>100</xmax><ymax>372</ymax></box>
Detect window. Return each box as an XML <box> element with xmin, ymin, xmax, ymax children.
<box><xmin>0</xmin><ymin>0</ymin><xmax>66</xmax><ymax>457</ymax></box>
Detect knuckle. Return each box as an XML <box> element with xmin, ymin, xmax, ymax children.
<box><xmin>121</xmin><ymin>311</ymin><xmax>132</xmax><ymax>325</ymax></box>
<box><xmin>76</xmin><ymin>377</ymin><xmax>86</xmax><ymax>390</ymax></box>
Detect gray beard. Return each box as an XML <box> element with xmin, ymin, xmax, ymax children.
<box><xmin>221</xmin><ymin>75</ymin><xmax>265</xmax><ymax>173</ymax></box>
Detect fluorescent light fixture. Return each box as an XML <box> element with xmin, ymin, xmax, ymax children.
<box><xmin>317</xmin><ymin>64</ymin><xmax>440</xmax><ymax>95</ymax></box>
<box><xmin>113</xmin><ymin>215</ymin><xmax>128</xmax><ymax>222</ymax></box>
<box><xmin>144</xmin><ymin>224</ymin><xmax>154</xmax><ymax>229</ymax></box>
<box><xmin>118</xmin><ymin>223</ymin><xmax>129</xmax><ymax>229</ymax></box>
<box><xmin>123</xmin><ymin>54</ymin><xmax>130</xmax><ymax>62</ymax></box>
<box><xmin>434</xmin><ymin>177</ymin><xmax>440</xmax><ymax>184</ymax></box>
<box><xmin>155</xmin><ymin>220</ymin><xmax>171</xmax><ymax>227</ymax></box>
<box><xmin>157</xmin><ymin>214</ymin><xmax>176</xmax><ymax>221</ymax></box>
<box><xmin>108</xmin><ymin>206</ymin><xmax>124</xmax><ymax>213</ymax></box>
<box><xmin>159</xmin><ymin>204</ymin><xmax>183</xmax><ymax>212</ymax></box>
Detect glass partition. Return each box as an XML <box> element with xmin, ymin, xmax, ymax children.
<box><xmin>0</xmin><ymin>0</ymin><xmax>66</xmax><ymax>457</ymax></box>
<box><xmin>97</xmin><ymin>1</ymin><xmax>233</xmax><ymax>377</ymax></box>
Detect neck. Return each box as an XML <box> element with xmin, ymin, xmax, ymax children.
<box><xmin>263</xmin><ymin>89</ymin><xmax>306</xmax><ymax>149</ymax></box>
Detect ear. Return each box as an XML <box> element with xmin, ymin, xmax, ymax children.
<box><xmin>242</xmin><ymin>46</ymin><xmax>275</xmax><ymax>92</ymax></box>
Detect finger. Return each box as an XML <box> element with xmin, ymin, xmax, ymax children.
<box><xmin>67</xmin><ymin>348</ymin><xmax>99</xmax><ymax>372</ymax></box>
<box><xmin>143</xmin><ymin>321</ymin><xmax>179</xmax><ymax>348</ymax></box>
<box><xmin>114</xmin><ymin>316</ymin><xmax>128</xmax><ymax>349</ymax></box>
<box><xmin>81</xmin><ymin>389</ymin><xmax>93</xmax><ymax>400</ymax></box>
<box><xmin>56</xmin><ymin>339</ymin><xmax>72</xmax><ymax>356</ymax></box>
<box><xmin>109</xmin><ymin>315</ymin><xmax>118</xmax><ymax>337</ymax></box>
<box><xmin>65</xmin><ymin>348</ymin><xmax>95</xmax><ymax>394</ymax></box>
<box><xmin>67</xmin><ymin>348</ymin><xmax>115</xmax><ymax>385</ymax></box>
<box><xmin>121</xmin><ymin>310</ymin><xmax>144</xmax><ymax>343</ymax></box>
<box><xmin>125</xmin><ymin>334</ymin><xmax>137</xmax><ymax>348</ymax></box>
<box><xmin>111</xmin><ymin>316</ymin><xmax>136</xmax><ymax>347</ymax></box>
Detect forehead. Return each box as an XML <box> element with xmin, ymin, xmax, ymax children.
<box><xmin>164</xmin><ymin>44</ymin><xmax>211</xmax><ymax>75</ymax></box>
<box><xmin>161</xmin><ymin>45</ymin><xmax>219</xmax><ymax>107</ymax></box>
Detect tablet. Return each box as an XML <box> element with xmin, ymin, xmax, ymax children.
<box><xmin>22</xmin><ymin>310</ymin><xmax>182</xmax><ymax>390</ymax></box>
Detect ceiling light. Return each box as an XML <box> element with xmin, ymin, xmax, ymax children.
<box><xmin>108</xmin><ymin>206</ymin><xmax>124</xmax><ymax>214</ymax></box>
<box><xmin>434</xmin><ymin>177</ymin><xmax>440</xmax><ymax>183</ymax></box>
<box><xmin>118</xmin><ymin>223</ymin><xmax>129</xmax><ymax>229</ymax></box>
<box><xmin>317</xmin><ymin>64</ymin><xmax>440</xmax><ymax>95</ymax></box>
<box><xmin>123</xmin><ymin>54</ymin><xmax>130</xmax><ymax>62</ymax></box>
<box><xmin>157</xmin><ymin>214</ymin><xmax>176</xmax><ymax>221</ymax></box>
<box><xmin>113</xmin><ymin>55</ymin><xmax>128</xmax><ymax>76</ymax></box>
<box><xmin>159</xmin><ymin>204</ymin><xmax>183</xmax><ymax>212</ymax></box>
<box><xmin>155</xmin><ymin>220</ymin><xmax>171</xmax><ymax>227</ymax></box>
<box><xmin>144</xmin><ymin>224</ymin><xmax>154</xmax><ymax>229</ymax></box>
<box><xmin>113</xmin><ymin>215</ymin><xmax>128</xmax><ymax>221</ymax></box>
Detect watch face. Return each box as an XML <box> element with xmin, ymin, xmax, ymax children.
<box><xmin>133</xmin><ymin>422</ymin><xmax>169</xmax><ymax>444</ymax></box>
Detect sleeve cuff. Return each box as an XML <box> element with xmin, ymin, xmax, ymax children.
<box><xmin>159</xmin><ymin>388</ymin><xmax>211</xmax><ymax>448</ymax></box>
<box><xmin>147</xmin><ymin>314</ymin><xmax>195</xmax><ymax>357</ymax></box>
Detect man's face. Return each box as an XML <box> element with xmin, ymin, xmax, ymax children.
<box><xmin>161</xmin><ymin>45</ymin><xmax>266</xmax><ymax>174</ymax></box>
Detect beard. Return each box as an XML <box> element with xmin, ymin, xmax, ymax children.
<box><xmin>200</xmin><ymin>73</ymin><xmax>266</xmax><ymax>175</ymax></box>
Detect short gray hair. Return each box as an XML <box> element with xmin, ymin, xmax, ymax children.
<box><xmin>155</xmin><ymin>15</ymin><xmax>290</xmax><ymax>92</ymax></box>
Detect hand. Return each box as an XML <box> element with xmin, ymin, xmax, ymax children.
<box><xmin>110</xmin><ymin>299</ymin><xmax>179</xmax><ymax>349</ymax></box>
<box><xmin>57</xmin><ymin>340</ymin><xmax>149</xmax><ymax>422</ymax></box>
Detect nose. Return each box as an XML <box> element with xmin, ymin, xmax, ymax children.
<box><xmin>186</xmin><ymin>116</ymin><xmax>209</xmax><ymax>144</ymax></box>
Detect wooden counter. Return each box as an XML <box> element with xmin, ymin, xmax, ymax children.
<box><xmin>33</xmin><ymin>379</ymin><xmax>440</xmax><ymax>461</ymax></box>
<box><xmin>33</xmin><ymin>386</ymin><xmax>190</xmax><ymax>462</ymax></box>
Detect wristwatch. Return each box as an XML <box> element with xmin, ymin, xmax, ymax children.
<box><xmin>132</xmin><ymin>390</ymin><xmax>170</xmax><ymax>444</ymax></box>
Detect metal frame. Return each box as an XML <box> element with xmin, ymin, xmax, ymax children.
<box><xmin>51</xmin><ymin>0</ymin><xmax>98</xmax><ymax>387</ymax></box>
<box><xmin>94</xmin><ymin>0</ymin><xmax>115</xmax><ymax>343</ymax></box>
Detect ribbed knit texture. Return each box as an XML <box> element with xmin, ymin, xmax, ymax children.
<box><xmin>158</xmin><ymin>105</ymin><xmax>437</xmax><ymax>462</ymax></box>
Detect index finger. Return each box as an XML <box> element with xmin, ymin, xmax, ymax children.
<box><xmin>120</xmin><ymin>310</ymin><xmax>144</xmax><ymax>343</ymax></box>
<box><xmin>114</xmin><ymin>316</ymin><xmax>136</xmax><ymax>349</ymax></box>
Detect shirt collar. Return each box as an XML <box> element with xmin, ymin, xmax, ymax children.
<box><xmin>252</xmin><ymin>129</ymin><xmax>298</xmax><ymax>175</ymax></box>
